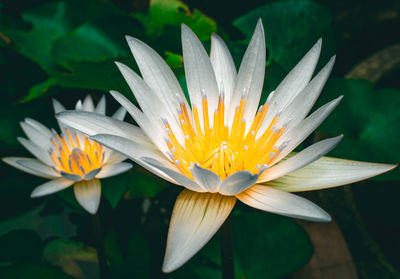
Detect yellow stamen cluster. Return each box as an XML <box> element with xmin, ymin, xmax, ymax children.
<box><xmin>165</xmin><ymin>92</ymin><xmax>287</xmax><ymax>179</ymax></box>
<box><xmin>50</xmin><ymin>129</ymin><xmax>104</xmax><ymax>177</ymax></box>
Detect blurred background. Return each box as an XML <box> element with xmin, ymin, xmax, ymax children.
<box><xmin>0</xmin><ymin>0</ymin><xmax>399</xmax><ymax>278</ymax></box>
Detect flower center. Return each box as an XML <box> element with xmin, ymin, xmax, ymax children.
<box><xmin>50</xmin><ymin>129</ymin><xmax>104</xmax><ymax>177</ymax></box>
<box><xmin>164</xmin><ymin>92</ymin><xmax>288</xmax><ymax>179</ymax></box>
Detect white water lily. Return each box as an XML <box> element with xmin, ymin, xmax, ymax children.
<box><xmin>3</xmin><ymin>95</ymin><xmax>132</xmax><ymax>214</ymax></box>
<box><xmin>57</xmin><ymin>20</ymin><xmax>396</xmax><ymax>272</ymax></box>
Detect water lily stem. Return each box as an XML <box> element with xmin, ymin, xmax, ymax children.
<box><xmin>220</xmin><ymin>214</ymin><xmax>235</xmax><ymax>279</ymax></box>
<box><xmin>92</xmin><ymin>213</ymin><xmax>109</xmax><ymax>279</ymax></box>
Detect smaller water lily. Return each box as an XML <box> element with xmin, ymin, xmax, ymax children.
<box><xmin>2</xmin><ymin>95</ymin><xmax>132</xmax><ymax>214</ymax></box>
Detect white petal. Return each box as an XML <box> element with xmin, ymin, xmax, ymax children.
<box><xmin>259</xmin><ymin>135</ymin><xmax>343</xmax><ymax>182</ymax></box>
<box><xmin>267</xmin><ymin>39</ymin><xmax>321</xmax><ymax>116</ymax></box>
<box><xmin>91</xmin><ymin>134</ymin><xmax>175</xmax><ymax>184</ymax></box>
<box><xmin>84</xmin><ymin>168</ymin><xmax>102</xmax><ymax>180</ymax></box>
<box><xmin>189</xmin><ymin>164</ymin><xmax>221</xmax><ymax>192</ymax></box>
<box><xmin>74</xmin><ymin>179</ymin><xmax>101</xmax><ymax>214</ymax></box>
<box><xmin>112</xmin><ymin>106</ymin><xmax>126</xmax><ymax>121</ymax></box>
<box><xmin>265</xmin><ymin>156</ymin><xmax>397</xmax><ymax>192</ymax></box>
<box><xmin>17</xmin><ymin>137</ymin><xmax>53</xmax><ymax>166</ymax></box>
<box><xmin>83</xmin><ymin>95</ymin><xmax>95</xmax><ymax>112</ymax></box>
<box><xmin>276</xmin><ymin>56</ymin><xmax>336</xmax><ymax>129</ymax></box>
<box><xmin>31</xmin><ymin>178</ymin><xmax>74</xmax><ymax>198</ymax></box>
<box><xmin>20</xmin><ymin>120</ymin><xmax>52</xmax><ymax>150</ymax></box>
<box><xmin>142</xmin><ymin>157</ymin><xmax>205</xmax><ymax>192</ymax></box>
<box><xmin>56</xmin><ymin>110</ymin><xmax>154</xmax><ymax>150</ymax></box>
<box><xmin>162</xmin><ymin>190</ymin><xmax>236</xmax><ymax>273</ymax></box>
<box><xmin>114</xmin><ymin>62</ymin><xmax>183</xmax><ymax>144</ymax></box>
<box><xmin>229</xmin><ymin>19</ymin><xmax>266</xmax><ymax>129</ymax></box>
<box><xmin>110</xmin><ymin>89</ymin><xmax>170</xmax><ymax>154</ymax></box>
<box><xmin>272</xmin><ymin>96</ymin><xmax>343</xmax><ymax>164</ymax></box>
<box><xmin>95</xmin><ymin>95</ymin><xmax>106</xmax><ymax>115</ymax></box>
<box><xmin>52</xmin><ymin>99</ymin><xmax>66</xmax><ymax>113</ymax></box>
<box><xmin>104</xmin><ymin>151</ymin><xmax>127</xmax><ymax>165</ymax></box>
<box><xmin>181</xmin><ymin>24</ymin><xmax>219</xmax><ymax>127</ymax></box>
<box><xmin>60</xmin><ymin>172</ymin><xmax>82</xmax><ymax>181</ymax></box>
<box><xmin>237</xmin><ymin>185</ymin><xmax>331</xmax><ymax>222</ymax></box>
<box><xmin>2</xmin><ymin>157</ymin><xmax>59</xmax><ymax>178</ymax></box>
<box><xmin>218</xmin><ymin>171</ymin><xmax>259</xmax><ymax>195</ymax></box>
<box><xmin>75</xmin><ymin>100</ymin><xmax>83</xmax><ymax>110</ymax></box>
<box><xmin>125</xmin><ymin>36</ymin><xmax>189</xmax><ymax>118</ymax></box>
<box><xmin>96</xmin><ymin>162</ymin><xmax>132</xmax><ymax>178</ymax></box>
<box><xmin>210</xmin><ymin>33</ymin><xmax>237</xmax><ymax>111</ymax></box>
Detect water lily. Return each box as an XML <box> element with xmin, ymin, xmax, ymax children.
<box><xmin>3</xmin><ymin>95</ymin><xmax>132</xmax><ymax>214</ymax></box>
<box><xmin>57</xmin><ymin>20</ymin><xmax>396</xmax><ymax>272</ymax></box>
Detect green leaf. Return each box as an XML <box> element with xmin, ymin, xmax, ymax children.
<box><xmin>0</xmin><ymin>229</ymin><xmax>42</xmax><ymax>264</ymax></box>
<box><xmin>19</xmin><ymin>78</ymin><xmax>58</xmax><ymax>103</ymax></box>
<box><xmin>125</xmin><ymin>169</ymin><xmax>169</xmax><ymax>199</ymax></box>
<box><xmin>136</xmin><ymin>0</ymin><xmax>216</xmax><ymax>41</ymax></box>
<box><xmin>43</xmin><ymin>238</ymin><xmax>97</xmax><ymax>279</ymax></box>
<box><xmin>232</xmin><ymin>211</ymin><xmax>313</xmax><ymax>279</ymax></box>
<box><xmin>316</xmin><ymin>78</ymin><xmax>400</xmax><ymax>180</ymax></box>
<box><xmin>0</xmin><ymin>203</ymin><xmax>77</xmax><ymax>239</ymax></box>
<box><xmin>171</xmin><ymin>210</ymin><xmax>313</xmax><ymax>279</ymax></box>
<box><xmin>106</xmin><ymin>230</ymin><xmax>151</xmax><ymax>279</ymax></box>
<box><xmin>2</xmin><ymin>0</ymin><xmax>122</xmax><ymax>73</ymax></box>
<box><xmin>102</xmin><ymin>172</ymin><xmax>129</xmax><ymax>209</ymax></box>
<box><xmin>164</xmin><ymin>51</ymin><xmax>183</xmax><ymax>69</ymax></box>
<box><xmin>0</xmin><ymin>264</ymin><xmax>74</xmax><ymax>279</ymax></box>
<box><xmin>52</xmin><ymin>15</ymin><xmax>143</xmax><ymax>67</ymax></box>
<box><xmin>234</xmin><ymin>0</ymin><xmax>335</xmax><ymax>71</ymax></box>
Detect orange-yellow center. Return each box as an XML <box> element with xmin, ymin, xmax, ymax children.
<box><xmin>50</xmin><ymin>129</ymin><xmax>104</xmax><ymax>177</ymax></box>
<box><xmin>165</xmin><ymin>94</ymin><xmax>287</xmax><ymax>179</ymax></box>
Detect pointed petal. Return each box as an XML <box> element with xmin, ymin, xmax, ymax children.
<box><xmin>181</xmin><ymin>24</ymin><xmax>219</xmax><ymax>126</ymax></box>
<box><xmin>189</xmin><ymin>164</ymin><xmax>221</xmax><ymax>192</ymax></box>
<box><xmin>84</xmin><ymin>168</ymin><xmax>102</xmax><ymax>180</ymax></box>
<box><xmin>276</xmin><ymin>56</ymin><xmax>336</xmax><ymax>129</ymax></box>
<box><xmin>142</xmin><ymin>157</ymin><xmax>205</xmax><ymax>192</ymax></box>
<box><xmin>162</xmin><ymin>190</ymin><xmax>236</xmax><ymax>273</ymax></box>
<box><xmin>259</xmin><ymin>135</ymin><xmax>343</xmax><ymax>182</ymax></box>
<box><xmin>91</xmin><ymin>134</ymin><xmax>175</xmax><ymax>184</ymax></box>
<box><xmin>56</xmin><ymin>110</ymin><xmax>154</xmax><ymax>150</ymax></box>
<box><xmin>110</xmin><ymin>90</ymin><xmax>170</xmax><ymax>154</ymax></box>
<box><xmin>268</xmin><ymin>39</ymin><xmax>322</xmax><ymax>116</ymax></box>
<box><xmin>265</xmin><ymin>156</ymin><xmax>397</xmax><ymax>192</ymax></box>
<box><xmin>52</xmin><ymin>99</ymin><xmax>66</xmax><ymax>114</ymax></box>
<box><xmin>210</xmin><ymin>33</ymin><xmax>237</xmax><ymax>110</ymax></box>
<box><xmin>20</xmin><ymin>120</ymin><xmax>52</xmax><ymax>150</ymax></box>
<box><xmin>3</xmin><ymin>157</ymin><xmax>59</xmax><ymax>178</ymax></box>
<box><xmin>74</xmin><ymin>179</ymin><xmax>101</xmax><ymax>214</ymax></box>
<box><xmin>60</xmin><ymin>172</ymin><xmax>82</xmax><ymax>181</ymax></box>
<box><xmin>104</xmin><ymin>152</ymin><xmax>127</xmax><ymax>165</ymax></box>
<box><xmin>75</xmin><ymin>100</ymin><xmax>83</xmax><ymax>110</ymax></box>
<box><xmin>83</xmin><ymin>95</ymin><xmax>95</xmax><ymax>112</ymax></box>
<box><xmin>96</xmin><ymin>162</ymin><xmax>132</xmax><ymax>178</ymax></box>
<box><xmin>237</xmin><ymin>185</ymin><xmax>331</xmax><ymax>222</ymax></box>
<box><xmin>17</xmin><ymin>137</ymin><xmax>53</xmax><ymax>166</ymax></box>
<box><xmin>125</xmin><ymin>36</ymin><xmax>189</xmax><ymax>116</ymax></box>
<box><xmin>112</xmin><ymin>106</ymin><xmax>126</xmax><ymax>121</ymax></box>
<box><xmin>230</xmin><ymin>19</ymin><xmax>266</xmax><ymax>128</ymax></box>
<box><xmin>31</xmin><ymin>178</ymin><xmax>74</xmax><ymax>198</ymax></box>
<box><xmin>95</xmin><ymin>95</ymin><xmax>106</xmax><ymax>115</ymax></box>
<box><xmin>272</xmin><ymin>96</ymin><xmax>343</xmax><ymax>164</ymax></box>
<box><xmin>218</xmin><ymin>171</ymin><xmax>259</xmax><ymax>195</ymax></box>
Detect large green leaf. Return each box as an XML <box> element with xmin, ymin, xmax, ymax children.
<box><xmin>234</xmin><ymin>0</ymin><xmax>335</xmax><ymax>71</ymax></box>
<box><xmin>316</xmin><ymin>78</ymin><xmax>400</xmax><ymax>180</ymax></box>
<box><xmin>2</xmin><ymin>0</ymin><xmax>122</xmax><ymax>73</ymax></box>
<box><xmin>43</xmin><ymin>238</ymin><xmax>98</xmax><ymax>278</ymax></box>
<box><xmin>170</xmin><ymin>210</ymin><xmax>313</xmax><ymax>279</ymax></box>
